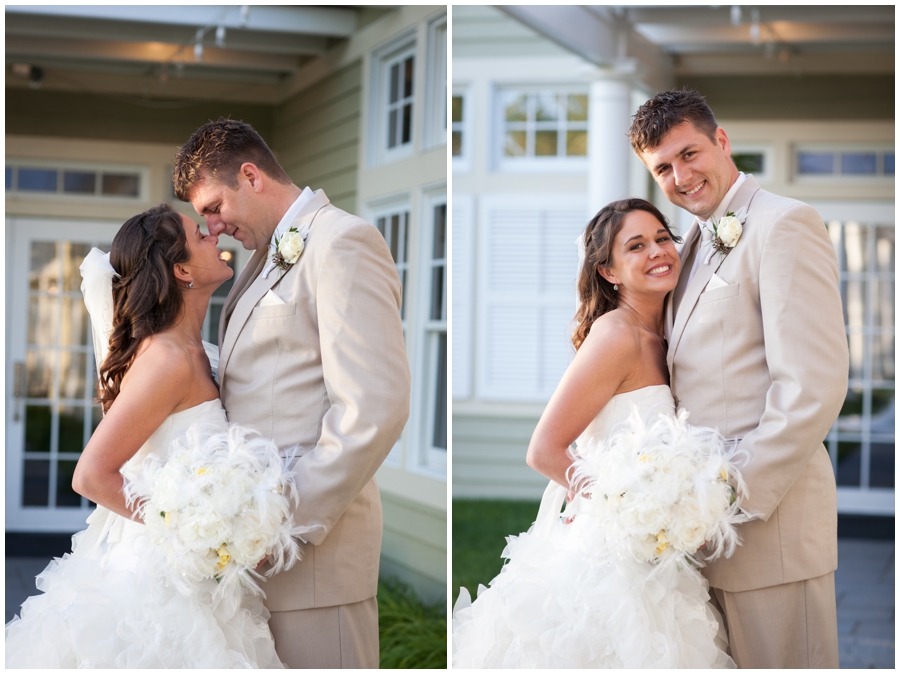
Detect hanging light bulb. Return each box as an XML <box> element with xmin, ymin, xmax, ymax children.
<box><xmin>215</xmin><ymin>25</ymin><xmax>226</xmax><ymax>47</ymax></box>
<box><xmin>730</xmin><ymin>5</ymin><xmax>742</xmax><ymax>26</ymax></box>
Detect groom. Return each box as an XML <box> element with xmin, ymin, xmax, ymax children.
<box><xmin>629</xmin><ymin>90</ymin><xmax>848</xmax><ymax>668</ymax></box>
<box><xmin>173</xmin><ymin>119</ymin><xmax>410</xmax><ymax>668</ymax></box>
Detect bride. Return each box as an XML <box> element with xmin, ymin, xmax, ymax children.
<box><xmin>452</xmin><ymin>198</ymin><xmax>736</xmax><ymax>668</ymax></box>
<box><xmin>6</xmin><ymin>204</ymin><xmax>285</xmax><ymax>668</ymax></box>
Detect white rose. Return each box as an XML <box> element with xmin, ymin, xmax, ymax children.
<box><xmin>717</xmin><ymin>215</ymin><xmax>743</xmax><ymax>248</ymax></box>
<box><xmin>279</xmin><ymin>230</ymin><xmax>305</xmax><ymax>264</ymax></box>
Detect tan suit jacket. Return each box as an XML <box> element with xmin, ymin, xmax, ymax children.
<box><xmin>218</xmin><ymin>189</ymin><xmax>410</xmax><ymax>612</ymax></box>
<box><xmin>666</xmin><ymin>175</ymin><xmax>848</xmax><ymax>593</ymax></box>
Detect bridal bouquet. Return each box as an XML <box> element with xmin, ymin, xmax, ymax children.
<box><xmin>568</xmin><ymin>407</ymin><xmax>748</xmax><ymax>569</ymax></box>
<box><xmin>124</xmin><ymin>423</ymin><xmax>303</xmax><ymax>598</ymax></box>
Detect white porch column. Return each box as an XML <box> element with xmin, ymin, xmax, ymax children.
<box><xmin>587</xmin><ymin>76</ymin><xmax>633</xmax><ymax>216</ymax></box>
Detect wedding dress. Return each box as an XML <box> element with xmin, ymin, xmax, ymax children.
<box><xmin>5</xmin><ymin>401</ymin><xmax>285</xmax><ymax>669</ymax></box>
<box><xmin>452</xmin><ymin>385</ymin><xmax>735</xmax><ymax>669</ymax></box>
<box><xmin>5</xmin><ymin>249</ymin><xmax>284</xmax><ymax>668</ymax></box>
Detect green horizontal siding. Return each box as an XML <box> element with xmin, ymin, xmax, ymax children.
<box><xmin>452</xmin><ymin>6</ymin><xmax>570</xmax><ymax>58</ymax></box>
<box><xmin>380</xmin><ymin>491</ymin><xmax>446</xmax><ymax>603</ymax></box>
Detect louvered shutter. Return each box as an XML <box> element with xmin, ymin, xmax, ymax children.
<box><xmin>478</xmin><ymin>196</ymin><xmax>588</xmax><ymax>401</ymax></box>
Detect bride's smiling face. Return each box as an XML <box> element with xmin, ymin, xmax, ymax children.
<box><xmin>600</xmin><ymin>209</ymin><xmax>680</xmax><ymax>296</ymax></box>
<box><xmin>178</xmin><ymin>214</ymin><xmax>234</xmax><ymax>290</ymax></box>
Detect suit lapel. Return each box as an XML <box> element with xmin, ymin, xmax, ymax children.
<box><xmin>218</xmin><ymin>190</ymin><xmax>332</xmax><ymax>383</ymax></box>
<box><xmin>668</xmin><ymin>176</ymin><xmax>761</xmax><ymax>367</ymax></box>
<box><xmin>220</xmin><ymin>248</ymin><xmax>268</xmax><ymax>344</ymax></box>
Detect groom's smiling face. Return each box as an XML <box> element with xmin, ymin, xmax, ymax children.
<box><xmin>639</xmin><ymin>121</ymin><xmax>739</xmax><ymax>221</ymax></box>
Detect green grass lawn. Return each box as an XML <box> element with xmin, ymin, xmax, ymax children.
<box><xmin>378</xmin><ymin>578</ymin><xmax>447</xmax><ymax>669</ymax></box>
<box><xmin>452</xmin><ymin>499</ymin><xmax>542</xmax><ymax>604</ymax></box>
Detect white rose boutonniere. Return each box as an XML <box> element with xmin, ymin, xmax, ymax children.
<box><xmin>271</xmin><ymin>227</ymin><xmax>305</xmax><ymax>274</ymax></box>
<box><xmin>704</xmin><ymin>211</ymin><xmax>744</xmax><ymax>264</ymax></box>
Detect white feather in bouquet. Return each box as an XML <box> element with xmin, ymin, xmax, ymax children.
<box><xmin>568</xmin><ymin>406</ymin><xmax>750</xmax><ymax>570</ymax></box>
<box><xmin>124</xmin><ymin>422</ymin><xmax>304</xmax><ymax>599</ymax></box>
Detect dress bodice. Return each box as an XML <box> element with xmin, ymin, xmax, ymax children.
<box><xmin>122</xmin><ymin>399</ymin><xmax>227</xmax><ymax>477</ymax></box>
<box><xmin>576</xmin><ymin>385</ymin><xmax>675</xmax><ymax>450</ymax></box>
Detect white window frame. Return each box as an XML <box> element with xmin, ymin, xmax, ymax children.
<box><xmin>452</xmin><ymin>86</ymin><xmax>472</xmax><ymax>173</ymax></box>
<box><xmin>416</xmin><ymin>187</ymin><xmax>447</xmax><ymax>475</ymax></box>
<box><xmin>369</xmin><ymin>33</ymin><xmax>417</xmax><ymax>166</ymax></box>
<box><xmin>423</xmin><ymin>13</ymin><xmax>447</xmax><ymax>152</ymax></box>
<box><xmin>793</xmin><ymin>144</ymin><xmax>895</xmax><ymax>183</ymax></box>
<box><xmin>6</xmin><ymin>158</ymin><xmax>150</xmax><ymax>203</ymax></box>
<box><xmin>729</xmin><ymin>144</ymin><xmax>774</xmax><ymax>184</ymax></box>
<box><xmin>494</xmin><ymin>86</ymin><xmax>589</xmax><ymax>173</ymax></box>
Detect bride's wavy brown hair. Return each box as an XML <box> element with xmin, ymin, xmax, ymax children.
<box><xmin>572</xmin><ymin>198</ymin><xmax>681</xmax><ymax>351</ymax></box>
<box><xmin>97</xmin><ymin>203</ymin><xmax>190</xmax><ymax>412</ymax></box>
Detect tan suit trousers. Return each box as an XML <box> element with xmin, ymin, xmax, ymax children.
<box><xmin>712</xmin><ymin>572</ymin><xmax>839</xmax><ymax>668</ymax></box>
<box><xmin>268</xmin><ymin>597</ymin><xmax>379</xmax><ymax>668</ymax></box>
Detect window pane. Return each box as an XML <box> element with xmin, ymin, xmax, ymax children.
<box><xmin>535</xmin><ymin>130</ymin><xmax>558</xmax><ymax>157</ymax></box>
<box><xmin>63</xmin><ymin>242</ymin><xmax>92</xmax><ymax>292</ymax></box>
<box><xmin>58</xmin><ymin>405</ymin><xmax>86</xmax><ymax>454</ymax></box>
<box><xmin>432</xmin><ymin>204</ymin><xmax>446</xmax><ymax>260</ymax></box>
<box><xmin>63</xmin><ymin>171</ymin><xmax>96</xmax><ymax>194</ymax></box>
<box><xmin>401</xmin><ymin>104</ymin><xmax>412</xmax><ymax>144</ymax></box>
<box><xmin>797</xmin><ymin>152</ymin><xmax>834</xmax><ymax>175</ymax></box>
<box><xmin>388</xmin><ymin>110</ymin><xmax>398</xmax><ymax>149</ymax></box>
<box><xmin>566</xmin><ymin>130</ymin><xmax>587</xmax><ymax>156</ymax></box>
<box><xmin>28</xmin><ymin>295</ymin><xmax>58</xmax><ymax>347</ymax></box>
<box><xmin>567</xmin><ymin>94</ymin><xmax>588</xmax><ymax>121</ymax></box>
<box><xmin>535</xmin><ymin>93</ymin><xmax>558</xmax><ymax>121</ymax></box>
<box><xmin>836</xmin><ymin>440</ymin><xmax>861</xmax><ymax>487</ymax></box>
<box><xmin>6</xmin><ymin>166</ymin><xmax>12</xmax><ymax>190</ymax></box>
<box><xmin>452</xmin><ymin>95</ymin><xmax>463</xmax><ymax>123</ymax></box>
<box><xmin>23</xmin><ymin>459</ymin><xmax>50</xmax><ymax>506</ymax></box>
<box><xmin>504</xmin><ymin>94</ymin><xmax>528</xmax><ymax>122</ymax></box>
<box><xmin>389</xmin><ymin>62</ymin><xmax>399</xmax><ymax>105</ymax></box>
<box><xmin>57</xmin><ymin>460</ymin><xmax>82</xmax><ymax>507</ymax></box>
<box><xmin>432</xmin><ymin>333</ymin><xmax>447</xmax><ymax>450</ymax></box>
<box><xmin>841</xmin><ymin>153</ymin><xmax>877</xmax><ymax>175</ymax></box>
<box><xmin>101</xmin><ymin>173</ymin><xmax>139</xmax><ymax>197</ymax></box>
<box><xmin>30</xmin><ymin>241</ymin><xmax>58</xmax><ymax>292</ymax></box>
<box><xmin>431</xmin><ymin>267</ymin><xmax>444</xmax><ymax>321</ymax></box>
<box><xmin>24</xmin><ymin>405</ymin><xmax>52</xmax><ymax>453</ymax></box>
<box><xmin>59</xmin><ymin>352</ymin><xmax>88</xmax><ymax>401</ymax></box>
<box><xmin>403</xmin><ymin>57</ymin><xmax>414</xmax><ymax>99</ymax></box>
<box><xmin>732</xmin><ymin>152</ymin><xmax>765</xmax><ymax>174</ymax></box>
<box><xmin>61</xmin><ymin>297</ymin><xmax>90</xmax><ymax>348</ymax></box>
<box><xmin>504</xmin><ymin>131</ymin><xmax>527</xmax><ymax>157</ymax></box>
<box><xmin>884</xmin><ymin>152</ymin><xmax>894</xmax><ymax>175</ymax></box>
<box><xmin>452</xmin><ymin>131</ymin><xmax>462</xmax><ymax>157</ymax></box>
<box><xmin>389</xmin><ymin>215</ymin><xmax>400</xmax><ymax>262</ymax></box>
<box><xmin>26</xmin><ymin>351</ymin><xmax>53</xmax><ymax>399</ymax></box>
<box><xmin>19</xmin><ymin>168</ymin><xmax>58</xmax><ymax>192</ymax></box>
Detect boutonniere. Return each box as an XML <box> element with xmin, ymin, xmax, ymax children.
<box><xmin>265</xmin><ymin>227</ymin><xmax>306</xmax><ymax>278</ymax></box>
<box><xmin>703</xmin><ymin>211</ymin><xmax>744</xmax><ymax>264</ymax></box>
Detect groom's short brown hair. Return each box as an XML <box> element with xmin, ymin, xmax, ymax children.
<box><xmin>627</xmin><ymin>88</ymin><xmax>719</xmax><ymax>154</ymax></box>
<box><xmin>173</xmin><ymin>118</ymin><xmax>292</xmax><ymax>201</ymax></box>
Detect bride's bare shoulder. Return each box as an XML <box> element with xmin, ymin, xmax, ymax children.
<box><xmin>125</xmin><ymin>333</ymin><xmax>193</xmax><ymax>388</ymax></box>
<box><xmin>579</xmin><ymin>309</ymin><xmax>641</xmax><ymax>360</ymax></box>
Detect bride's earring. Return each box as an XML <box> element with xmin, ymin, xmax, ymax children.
<box><xmin>187</xmin><ymin>281</ymin><xmax>194</xmax><ymax>289</ymax></box>
<box><xmin>613</xmin><ymin>284</ymin><xmax>618</xmax><ymax>291</ymax></box>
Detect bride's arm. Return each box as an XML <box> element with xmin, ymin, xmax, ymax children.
<box><xmin>526</xmin><ymin>314</ymin><xmax>639</xmax><ymax>488</ymax></box>
<box><xmin>72</xmin><ymin>339</ymin><xmax>191</xmax><ymax>521</ymax></box>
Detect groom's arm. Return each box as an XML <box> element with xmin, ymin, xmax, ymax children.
<box><xmin>735</xmin><ymin>203</ymin><xmax>848</xmax><ymax>520</ymax></box>
<box><xmin>287</xmin><ymin>217</ymin><xmax>410</xmax><ymax>545</ymax></box>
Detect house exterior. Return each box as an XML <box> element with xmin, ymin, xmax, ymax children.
<box><xmin>6</xmin><ymin>5</ymin><xmax>446</xmax><ymax>602</ymax></box>
<box><xmin>452</xmin><ymin>5</ymin><xmax>895</xmax><ymax>521</ymax></box>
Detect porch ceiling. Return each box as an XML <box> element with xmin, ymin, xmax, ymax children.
<box><xmin>498</xmin><ymin>5</ymin><xmax>894</xmax><ymax>88</ymax></box>
<box><xmin>5</xmin><ymin>5</ymin><xmax>378</xmax><ymax>102</ymax></box>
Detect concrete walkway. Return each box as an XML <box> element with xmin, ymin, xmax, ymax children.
<box><xmin>6</xmin><ymin>538</ymin><xmax>894</xmax><ymax>667</ymax></box>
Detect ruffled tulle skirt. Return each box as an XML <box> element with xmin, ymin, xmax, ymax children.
<box><xmin>5</xmin><ymin>510</ymin><xmax>283</xmax><ymax>668</ymax></box>
<box><xmin>452</xmin><ymin>484</ymin><xmax>734</xmax><ymax>669</ymax></box>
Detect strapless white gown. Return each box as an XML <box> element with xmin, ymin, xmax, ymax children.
<box><xmin>452</xmin><ymin>385</ymin><xmax>734</xmax><ymax>669</ymax></box>
<box><xmin>5</xmin><ymin>400</ymin><xmax>284</xmax><ymax>669</ymax></box>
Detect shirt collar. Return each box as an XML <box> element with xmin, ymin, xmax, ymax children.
<box><xmin>269</xmin><ymin>187</ymin><xmax>315</xmax><ymax>248</ymax></box>
<box><xmin>701</xmin><ymin>172</ymin><xmax>746</xmax><ymax>227</ymax></box>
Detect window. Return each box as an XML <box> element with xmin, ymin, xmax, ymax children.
<box><xmin>7</xmin><ymin>161</ymin><xmax>146</xmax><ymax>200</ymax></box>
<box><xmin>420</xmin><ymin>194</ymin><xmax>447</xmax><ymax>470</ymax></box>
<box><xmin>452</xmin><ymin>88</ymin><xmax>471</xmax><ymax>172</ymax></box>
<box><xmin>826</xmin><ymin>216</ymin><xmax>894</xmax><ymax>494</ymax></box>
<box><xmin>371</xmin><ymin>36</ymin><xmax>416</xmax><ymax>165</ymax></box>
<box><xmin>497</xmin><ymin>88</ymin><xmax>588</xmax><ymax>171</ymax></box>
<box><xmin>795</xmin><ymin>146</ymin><xmax>894</xmax><ymax>179</ymax></box>
<box><xmin>375</xmin><ymin>208</ymin><xmax>410</xmax><ymax>326</ymax></box>
<box><xmin>477</xmin><ymin>196</ymin><xmax>588</xmax><ymax>400</ymax></box>
<box><xmin>424</xmin><ymin>14</ymin><xmax>447</xmax><ymax>151</ymax></box>
<box><xmin>730</xmin><ymin>145</ymin><xmax>773</xmax><ymax>182</ymax></box>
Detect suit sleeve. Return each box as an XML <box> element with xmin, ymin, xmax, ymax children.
<box><xmin>737</xmin><ymin>203</ymin><xmax>848</xmax><ymax>520</ymax></box>
<box><xmin>288</xmin><ymin>219</ymin><xmax>411</xmax><ymax>545</ymax></box>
